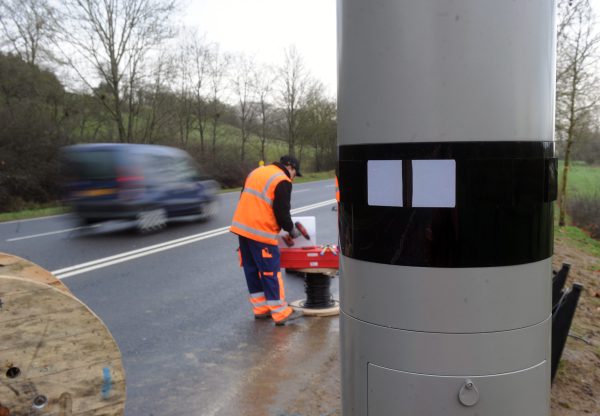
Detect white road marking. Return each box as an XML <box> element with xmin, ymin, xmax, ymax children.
<box><xmin>52</xmin><ymin>199</ymin><xmax>336</xmax><ymax>279</ymax></box>
<box><xmin>4</xmin><ymin>186</ymin><xmax>326</xmax><ymax>241</ymax></box>
<box><xmin>6</xmin><ymin>224</ymin><xmax>100</xmax><ymax>242</ymax></box>
<box><xmin>53</xmin><ymin>227</ymin><xmax>230</xmax><ymax>279</ymax></box>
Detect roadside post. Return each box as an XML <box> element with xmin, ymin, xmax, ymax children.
<box><xmin>337</xmin><ymin>1</ymin><xmax>557</xmax><ymax>415</ymax></box>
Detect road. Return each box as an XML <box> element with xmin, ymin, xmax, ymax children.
<box><xmin>0</xmin><ymin>179</ymin><xmax>341</xmax><ymax>416</ymax></box>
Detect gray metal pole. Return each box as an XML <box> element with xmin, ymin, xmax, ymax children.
<box><xmin>337</xmin><ymin>1</ymin><xmax>557</xmax><ymax>415</ymax></box>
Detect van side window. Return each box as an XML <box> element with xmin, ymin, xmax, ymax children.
<box><xmin>171</xmin><ymin>157</ymin><xmax>197</xmax><ymax>181</ymax></box>
<box><xmin>143</xmin><ymin>154</ymin><xmax>172</xmax><ymax>183</ymax></box>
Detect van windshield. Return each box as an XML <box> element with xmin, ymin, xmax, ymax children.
<box><xmin>64</xmin><ymin>150</ymin><xmax>117</xmax><ymax>180</ymax></box>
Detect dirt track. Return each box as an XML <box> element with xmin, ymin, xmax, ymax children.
<box><xmin>551</xmin><ymin>231</ymin><xmax>600</xmax><ymax>415</ymax></box>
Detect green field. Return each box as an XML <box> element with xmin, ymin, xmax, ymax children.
<box><xmin>556</xmin><ymin>161</ymin><xmax>600</xmax><ymax>259</ymax></box>
<box><xmin>0</xmin><ymin>206</ymin><xmax>69</xmax><ymax>222</ymax></box>
<box><xmin>559</xmin><ymin>160</ymin><xmax>600</xmax><ymax>197</ymax></box>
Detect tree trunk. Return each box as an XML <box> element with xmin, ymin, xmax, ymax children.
<box><xmin>559</xmin><ymin>139</ymin><xmax>574</xmax><ymax>227</ymax></box>
<box><xmin>211</xmin><ymin>117</ymin><xmax>218</xmax><ymax>157</ymax></box>
<box><xmin>112</xmin><ymin>88</ymin><xmax>127</xmax><ymax>142</ymax></box>
<box><xmin>199</xmin><ymin>123</ymin><xmax>205</xmax><ymax>156</ymax></box>
<box><xmin>288</xmin><ymin>127</ymin><xmax>294</xmax><ymax>156</ymax></box>
<box><xmin>558</xmin><ymin>60</ymin><xmax>579</xmax><ymax>227</ymax></box>
<box><xmin>196</xmin><ymin>108</ymin><xmax>206</xmax><ymax>157</ymax></box>
<box><xmin>240</xmin><ymin>128</ymin><xmax>246</xmax><ymax>162</ymax></box>
<box><xmin>115</xmin><ymin>108</ymin><xmax>127</xmax><ymax>142</ymax></box>
<box><xmin>260</xmin><ymin>104</ymin><xmax>267</xmax><ymax>162</ymax></box>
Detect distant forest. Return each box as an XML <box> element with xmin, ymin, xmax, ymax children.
<box><xmin>0</xmin><ymin>0</ymin><xmax>337</xmax><ymax>210</ymax></box>
<box><xmin>1</xmin><ymin>0</ymin><xmax>599</xmax><ymax>216</ymax></box>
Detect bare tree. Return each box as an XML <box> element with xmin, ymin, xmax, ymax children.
<box><xmin>555</xmin><ymin>0</ymin><xmax>600</xmax><ymax>226</ymax></box>
<box><xmin>56</xmin><ymin>0</ymin><xmax>178</xmax><ymax>142</ymax></box>
<box><xmin>171</xmin><ymin>34</ymin><xmax>196</xmax><ymax>149</ymax></box>
<box><xmin>277</xmin><ymin>46</ymin><xmax>310</xmax><ymax>157</ymax></box>
<box><xmin>253</xmin><ymin>64</ymin><xmax>276</xmax><ymax>162</ymax></box>
<box><xmin>299</xmin><ymin>82</ymin><xmax>337</xmax><ymax>171</ymax></box>
<box><xmin>207</xmin><ymin>44</ymin><xmax>230</xmax><ymax>157</ymax></box>
<box><xmin>187</xmin><ymin>35</ymin><xmax>212</xmax><ymax>157</ymax></box>
<box><xmin>0</xmin><ymin>0</ymin><xmax>56</xmax><ymax>65</ymax></box>
<box><xmin>139</xmin><ymin>53</ymin><xmax>177</xmax><ymax>144</ymax></box>
<box><xmin>231</xmin><ymin>53</ymin><xmax>256</xmax><ymax>162</ymax></box>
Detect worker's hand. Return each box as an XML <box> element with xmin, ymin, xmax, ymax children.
<box><xmin>289</xmin><ymin>225</ymin><xmax>301</xmax><ymax>239</ymax></box>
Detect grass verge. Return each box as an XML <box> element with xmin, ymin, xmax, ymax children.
<box><xmin>555</xmin><ymin>225</ymin><xmax>600</xmax><ymax>267</ymax></box>
<box><xmin>0</xmin><ymin>206</ymin><xmax>69</xmax><ymax>223</ymax></box>
<box><xmin>0</xmin><ymin>172</ymin><xmax>336</xmax><ymax>223</ymax></box>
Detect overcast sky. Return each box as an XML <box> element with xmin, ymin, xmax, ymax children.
<box><xmin>181</xmin><ymin>1</ymin><xmax>600</xmax><ymax>101</ymax></box>
<box><xmin>183</xmin><ymin>0</ymin><xmax>337</xmax><ymax>98</ymax></box>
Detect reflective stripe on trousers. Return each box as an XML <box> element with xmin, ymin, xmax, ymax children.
<box><xmin>249</xmin><ymin>291</ymin><xmax>269</xmax><ymax>315</ymax></box>
<box><xmin>238</xmin><ymin>235</ymin><xmax>292</xmax><ymax>322</ymax></box>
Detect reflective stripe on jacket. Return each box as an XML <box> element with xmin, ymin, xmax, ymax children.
<box><xmin>230</xmin><ymin>164</ymin><xmax>291</xmax><ymax>245</ymax></box>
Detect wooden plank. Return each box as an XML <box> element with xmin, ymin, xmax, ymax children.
<box><xmin>0</xmin><ymin>252</ymin><xmax>70</xmax><ymax>295</ymax></box>
<box><xmin>0</xmin><ymin>275</ymin><xmax>126</xmax><ymax>415</ymax></box>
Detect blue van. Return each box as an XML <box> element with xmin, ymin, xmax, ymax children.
<box><xmin>61</xmin><ymin>143</ymin><xmax>219</xmax><ymax>232</ymax></box>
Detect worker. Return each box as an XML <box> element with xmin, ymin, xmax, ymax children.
<box><xmin>230</xmin><ymin>155</ymin><xmax>304</xmax><ymax>326</ymax></box>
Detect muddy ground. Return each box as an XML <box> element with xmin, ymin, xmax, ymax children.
<box><xmin>551</xmin><ymin>230</ymin><xmax>600</xmax><ymax>415</ymax></box>
<box><xmin>272</xmin><ymin>230</ymin><xmax>599</xmax><ymax>416</ymax></box>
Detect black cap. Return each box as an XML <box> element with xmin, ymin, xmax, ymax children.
<box><xmin>280</xmin><ymin>155</ymin><xmax>302</xmax><ymax>177</ymax></box>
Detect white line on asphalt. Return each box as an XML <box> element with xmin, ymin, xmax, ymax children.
<box><xmin>290</xmin><ymin>199</ymin><xmax>335</xmax><ymax>214</ymax></box>
<box><xmin>53</xmin><ymin>227</ymin><xmax>230</xmax><ymax>279</ymax></box>
<box><xmin>6</xmin><ymin>224</ymin><xmax>100</xmax><ymax>242</ymax></box>
<box><xmin>52</xmin><ymin>199</ymin><xmax>335</xmax><ymax>279</ymax></box>
<box><xmin>5</xmin><ymin>188</ymin><xmax>320</xmax><ymax>241</ymax></box>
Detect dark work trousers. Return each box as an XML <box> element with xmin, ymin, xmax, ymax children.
<box><xmin>238</xmin><ymin>235</ymin><xmax>290</xmax><ymax>319</ymax></box>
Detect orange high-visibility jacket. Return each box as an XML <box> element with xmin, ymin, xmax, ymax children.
<box><xmin>230</xmin><ymin>164</ymin><xmax>291</xmax><ymax>245</ymax></box>
<box><xmin>335</xmin><ymin>176</ymin><xmax>340</xmax><ymax>202</ymax></box>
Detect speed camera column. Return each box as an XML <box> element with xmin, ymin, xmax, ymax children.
<box><xmin>337</xmin><ymin>1</ymin><xmax>557</xmax><ymax>415</ymax></box>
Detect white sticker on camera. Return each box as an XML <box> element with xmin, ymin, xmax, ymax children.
<box><xmin>367</xmin><ymin>160</ymin><xmax>403</xmax><ymax>207</ymax></box>
<box><xmin>367</xmin><ymin>159</ymin><xmax>455</xmax><ymax>208</ymax></box>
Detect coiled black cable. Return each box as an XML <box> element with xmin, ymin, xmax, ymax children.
<box><xmin>302</xmin><ymin>273</ymin><xmax>335</xmax><ymax>308</ymax></box>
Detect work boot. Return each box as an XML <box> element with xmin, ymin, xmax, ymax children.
<box><xmin>275</xmin><ymin>309</ymin><xmax>304</xmax><ymax>326</ymax></box>
<box><xmin>254</xmin><ymin>312</ymin><xmax>270</xmax><ymax>320</ymax></box>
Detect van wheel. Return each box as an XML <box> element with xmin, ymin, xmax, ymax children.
<box><xmin>199</xmin><ymin>200</ymin><xmax>218</xmax><ymax>220</ymax></box>
<box><xmin>136</xmin><ymin>208</ymin><xmax>167</xmax><ymax>233</ymax></box>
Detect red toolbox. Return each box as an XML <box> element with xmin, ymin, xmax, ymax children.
<box><xmin>280</xmin><ymin>245</ymin><xmax>339</xmax><ymax>270</ymax></box>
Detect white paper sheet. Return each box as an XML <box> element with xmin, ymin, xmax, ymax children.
<box><xmin>277</xmin><ymin>216</ymin><xmax>316</xmax><ymax>248</ymax></box>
